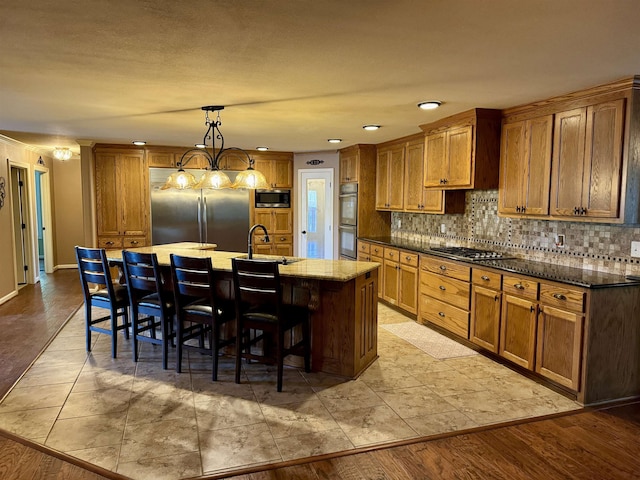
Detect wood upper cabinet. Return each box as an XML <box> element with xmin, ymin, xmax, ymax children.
<box><xmin>376</xmin><ymin>144</ymin><xmax>404</xmax><ymax>210</ymax></box>
<box><xmin>95</xmin><ymin>148</ymin><xmax>149</xmax><ymax>246</ymax></box>
<box><xmin>499</xmin><ymin>115</ymin><xmax>553</xmax><ymax>216</ymax></box>
<box><xmin>253</xmin><ymin>156</ymin><xmax>293</xmax><ymax>188</ymax></box>
<box><xmin>340</xmin><ymin>149</ymin><xmax>359</xmax><ymax>183</ymax></box>
<box><xmin>403</xmin><ymin>139</ymin><xmax>452</xmax><ymax>213</ymax></box>
<box><xmin>421</xmin><ymin>109</ymin><xmax>501</xmax><ymax>190</ymax></box>
<box><xmin>549</xmin><ymin>99</ymin><xmax>625</xmax><ymax>219</ymax></box>
<box><xmin>147</xmin><ymin>150</ymin><xmax>176</xmax><ymax>168</ymax></box>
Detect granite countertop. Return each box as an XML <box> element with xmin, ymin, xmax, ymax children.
<box><xmin>106</xmin><ymin>245</ymin><xmax>379</xmax><ymax>282</ymax></box>
<box><xmin>359</xmin><ymin>236</ymin><xmax>639</xmax><ymax>289</ymax></box>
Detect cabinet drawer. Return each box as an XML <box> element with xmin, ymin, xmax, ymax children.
<box><xmin>539</xmin><ymin>283</ymin><xmax>585</xmax><ymax>313</ymax></box>
<box><xmin>123</xmin><ymin>236</ymin><xmax>146</xmax><ymax>248</ymax></box>
<box><xmin>420</xmin><ymin>295</ymin><xmax>469</xmax><ymax>339</ymax></box>
<box><xmin>98</xmin><ymin>237</ymin><xmax>123</xmax><ymax>249</ymax></box>
<box><xmin>384</xmin><ymin>247</ymin><xmax>400</xmax><ymax>261</ymax></box>
<box><xmin>420</xmin><ymin>255</ymin><xmax>471</xmax><ymax>281</ymax></box>
<box><xmin>503</xmin><ymin>275</ymin><xmax>539</xmax><ymax>300</ymax></box>
<box><xmin>400</xmin><ymin>251</ymin><xmax>419</xmax><ymax>267</ymax></box>
<box><xmin>357</xmin><ymin>253</ymin><xmax>371</xmax><ymax>262</ymax></box>
<box><xmin>472</xmin><ymin>268</ymin><xmax>502</xmax><ymax>289</ymax></box>
<box><xmin>370</xmin><ymin>244</ymin><xmax>384</xmax><ymax>257</ymax></box>
<box><xmin>273</xmin><ymin>234</ymin><xmax>293</xmax><ymax>244</ymax></box>
<box><xmin>358</xmin><ymin>242</ymin><xmax>371</xmax><ymax>254</ymax></box>
<box><xmin>420</xmin><ymin>271</ymin><xmax>470</xmax><ymax>310</ymax></box>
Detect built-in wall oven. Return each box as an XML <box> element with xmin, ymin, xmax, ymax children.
<box><xmin>339</xmin><ymin>183</ymin><xmax>358</xmax><ymax>259</ymax></box>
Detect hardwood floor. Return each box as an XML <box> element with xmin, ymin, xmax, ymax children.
<box><xmin>1</xmin><ymin>271</ymin><xmax>639</xmax><ymax>480</ymax></box>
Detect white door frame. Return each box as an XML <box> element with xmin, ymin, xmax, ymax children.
<box><xmin>8</xmin><ymin>159</ymin><xmax>36</xmax><ymax>287</ymax></box>
<box><xmin>297</xmin><ymin>168</ymin><xmax>334</xmax><ymax>259</ymax></box>
<box><xmin>34</xmin><ymin>165</ymin><xmax>54</xmax><ymax>275</ymax></box>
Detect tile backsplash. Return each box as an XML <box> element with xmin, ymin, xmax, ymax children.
<box><xmin>391</xmin><ymin>190</ymin><xmax>640</xmax><ymax>277</ymax></box>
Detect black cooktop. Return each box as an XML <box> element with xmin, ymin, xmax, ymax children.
<box><xmin>429</xmin><ymin>246</ymin><xmax>512</xmax><ymax>261</ymax></box>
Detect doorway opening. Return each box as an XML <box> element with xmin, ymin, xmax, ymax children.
<box><xmin>10</xmin><ymin>164</ymin><xmax>31</xmax><ymax>286</ymax></box>
<box><xmin>298</xmin><ymin>169</ymin><xmax>334</xmax><ymax>259</ymax></box>
<box><xmin>34</xmin><ymin>166</ymin><xmax>54</xmax><ymax>276</ymax></box>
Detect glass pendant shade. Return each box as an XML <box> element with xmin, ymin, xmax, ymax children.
<box><xmin>232</xmin><ymin>167</ymin><xmax>270</xmax><ymax>189</ymax></box>
<box><xmin>194</xmin><ymin>169</ymin><xmax>233</xmax><ymax>189</ymax></box>
<box><xmin>161</xmin><ymin>170</ymin><xmax>198</xmax><ymax>190</ymax></box>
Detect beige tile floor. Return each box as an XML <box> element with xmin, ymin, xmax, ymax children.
<box><xmin>0</xmin><ymin>304</ymin><xmax>581</xmax><ymax>479</ymax></box>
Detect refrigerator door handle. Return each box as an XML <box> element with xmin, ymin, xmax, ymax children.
<box><xmin>203</xmin><ymin>197</ymin><xmax>208</xmax><ymax>244</ymax></box>
<box><xmin>197</xmin><ymin>197</ymin><xmax>203</xmax><ymax>243</ymax></box>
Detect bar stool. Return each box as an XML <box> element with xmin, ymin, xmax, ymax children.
<box><xmin>122</xmin><ymin>250</ymin><xmax>176</xmax><ymax>369</ymax></box>
<box><xmin>75</xmin><ymin>246</ymin><xmax>130</xmax><ymax>358</ymax></box>
<box><xmin>170</xmin><ymin>254</ymin><xmax>236</xmax><ymax>380</ymax></box>
<box><xmin>232</xmin><ymin>258</ymin><xmax>311</xmax><ymax>392</ymax></box>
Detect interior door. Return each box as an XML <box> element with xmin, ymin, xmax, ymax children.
<box><xmin>298</xmin><ymin>169</ymin><xmax>334</xmax><ymax>259</ymax></box>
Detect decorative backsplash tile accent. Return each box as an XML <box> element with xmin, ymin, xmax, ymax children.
<box><xmin>392</xmin><ymin>190</ymin><xmax>640</xmax><ymax>277</ymax></box>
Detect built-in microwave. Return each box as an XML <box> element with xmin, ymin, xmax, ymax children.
<box><xmin>255</xmin><ymin>189</ymin><xmax>291</xmax><ymax>208</ymax></box>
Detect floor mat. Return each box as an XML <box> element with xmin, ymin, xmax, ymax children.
<box><xmin>382</xmin><ymin>322</ymin><xmax>478</xmax><ymax>359</ymax></box>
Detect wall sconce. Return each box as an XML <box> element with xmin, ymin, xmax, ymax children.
<box><xmin>53</xmin><ymin>147</ymin><xmax>72</xmax><ymax>161</ymax></box>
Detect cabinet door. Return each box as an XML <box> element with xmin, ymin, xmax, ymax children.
<box><xmin>499</xmin><ymin>121</ymin><xmax>526</xmax><ymax>215</ymax></box>
<box><xmin>499</xmin><ymin>294</ymin><xmax>537</xmax><ymax>370</ymax></box>
<box><xmin>95</xmin><ymin>153</ymin><xmax>121</xmax><ymax>236</ymax></box>
<box><xmin>340</xmin><ymin>151</ymin><xmax>358</xmax><ymax>183</ymax></box>
<box><xmin>582</xmin><ymin>99</ymin><xmax>624</xmax><ymax>218</ymax></box>
<box><xmin>147</xmin><ymin>151</ymin><xmax>176</xmax><ymax>168</ymax></box>
<box><xmin>371</xmin><ymin>254</ymin><xmax>384</xmax><ymax>298</ymax></box>
<box><xmin>253</xmin><ymin>210</ymin><xmax>273</xmax><ymax>229</ymax></box>
<box><xmin>398</xmin><ymin>264</ymin><xmax>418</xmax><ymax>314</ymax></box>
<box><xmin>271</xmin><ymin>209</ymin><xmax>292</xmax><ymax>234</ymax></box>
<box><xmin>536</xmin><ymin>305</ymin><xmax>584</xmax><ymax>390</ymax></box>
<box><xmin>273</xmin><ymin>242</ymin><xmax>293</xmax><ymax>256</ymax></box>
<box><xmin>382</xmin><ymin>259</ymin><xmax>399</xmax><ymax>305</ymax></box>
<box><xmin>446</xmin><ymin>126</ymin><xmax>473</xmax><ymax>187</ymax></box>
<box><xmin>523</xmin><ymin>115</ymin><xmax>553</xmax><ymax>215</ymax></box>
<box><xmin>119</xmin><ymin>152</ymin><xmax>148</xmax><ymax>236</ymax></box>
<box><xmin>272</xmin><ymin>159</ymin><xmax>293</xmax><ymax>188</ymax></box>
<box><xmin>470</xmin><ymin>285</ymin><xmax>501</xmax><ymax>353</ymax></box>
<box><xmin>550</xmin><ymin>108</ymin><xmax>587</xmax><ymax>216</ymax></box>
<box><xmin>424</xmin><ymin>132</ymin><xmax>447</xmax><ymax>187</ymax></box>
<box><xmin>375</xmin><ymin>150</ymin><xmax>390</xmax><ymax>209</ymax></box>
<box><xmin>252</xmin><ymin>159</ymin><xmax>272</xmax><ymax>186</ymax></box>
<box><xmin>388</xmin><ymin>146</ymin><xmax>405</xmax><ymax>209</ymax></box>
<box><xmin>403</xmin><ymin>141</ymin><xmax>424</xmax><ymax>211</ymax></box>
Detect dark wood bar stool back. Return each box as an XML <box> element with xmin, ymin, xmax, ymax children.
<box><xmin>232</xmin><ymin>258</ymin><xmax>311</xmax><ymax>392</ymax></box>
<box><xmin>75</xmin><ymin>246</ymin><xmax>130</xmax><ymax>358</ymax></box>
<box><xmin>170</xmin><ymin>254</ymin><xmax>236</xmax><ymax>380</ymax></box>
<box><xmin>122</xmin><ymin>250</ymin><xmax>176</xmax><ymax>369</ymax></box>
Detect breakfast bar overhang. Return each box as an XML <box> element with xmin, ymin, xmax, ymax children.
<box><xmin>107</xmin><ymin>243</ymin><xmax>380</xmax><ymax>378</ymax></box>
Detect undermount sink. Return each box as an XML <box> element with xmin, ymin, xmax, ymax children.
<box><xmin>236</xmin><ymin>255</ymin><xmax>302</xmax><ymax>265</ymax></box>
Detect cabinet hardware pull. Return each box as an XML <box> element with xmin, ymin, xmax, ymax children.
<box><xmin>439</xmin><ymin>285</ymin><xmax>446</xmax><ymax>291</ymax></box>
<box><xmin>530</xmin><ymin>305</ymin><xmax>536</xmax><ymax>312</ymax></box>
<box><xmin>438</xmin><ymin>312</ymin><xmax>445</xmax><ymax>317</ymax></box>
<box><xmin>106</xmin><ymin>241</ymin><xmax>114</xmax><ymax>246</ymax></box>
<box><xmin>553</xmin><ymin>293</ymin><xmax>567</xmax><ymax>300</ymax></box>
<box><xmin>439</xmin><ymin>265</ymin><xmax>447</xmax><ymax>271</ymax></box>
<box><xmin>580</xmin><ymin>207</ymin><xmax>587</xmax><ymax>215</ymax></box>
<box><xmin>481</xmin><ymin>275</ymin><xmax>490</xmax><ymax>281</ymax></box>
<box><xmin>405</xmin><ymin>256</ymin><xmax>412</xmax><ymax>261</ymax></box>
<box><xmin>522</xmin><ymin>206</ymin><xmax>526</xmax><ymax>213</ymax></box>
<box><xmin>574</xmin><ymin>206</ymin><xmax>580</xmax><ymax>215</ymax></box>
<box><xmin>280</xmin><ymin>237</ymin><xmax>286</xmax><ymax>241</ymax></box>
<box><xmin>494</xmin><ymin>295</ymin><xmax>500</xmax><ymax>301</ymax></box>
<box><xmin>130</xmin><ymin>240</ymin><xmax>138</xmax><ymax>245</ymax></box>
<box><xmin>514</xmin><ymin>283</ymin><xmax>525</xmax><ymax>289</ymax></box>
<box><xmin>516</xmin><ymin>206</ymin><xmax>521</xmax><ymax>213</ymax></box>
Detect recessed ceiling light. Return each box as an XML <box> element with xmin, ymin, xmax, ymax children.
<box><xmin>256</xmin><ymin>146</ymin><xmax>269</xmax><ymax>151</ymax></box>
<box><xmin>417</xmin><ymin>101</ymin><xmax>442</xmax><ymax>110</ymax></box>
<box><xmin>132</xmin><ymin>140</ymin><xmax>146</xmax><ymax>146</ymax></box>
<box><xmin>328</xmin><ymin>139</ymin><xmax>342</xmax><ymax>144</ymax></box>
<box><xmin>363</xmin><ymin>125</ymin><xmax>380</xmax><ymax>131</ymax></box>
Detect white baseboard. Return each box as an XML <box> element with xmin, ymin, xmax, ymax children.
<box><xmin>0</xmin><ymin>289</ymin><xmax>18</xmax><ymax>306</ymax></box>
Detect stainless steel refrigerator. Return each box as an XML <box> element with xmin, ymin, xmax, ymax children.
<box><xmin>149</xmin><ymin>168</ymin><xmax>250</xmax><ymax>252</ymax></box>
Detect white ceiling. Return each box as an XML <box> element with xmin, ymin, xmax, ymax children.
<box><xmin>2</xmin><ymin>0</ymin><xmax>640</xmax><ymax>157</ymax></box>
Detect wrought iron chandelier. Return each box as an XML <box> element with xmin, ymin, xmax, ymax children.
<box><xmin>162</xmin><ymin>106</ymin><xmax>269</xmax><ymax>190</ymax></box>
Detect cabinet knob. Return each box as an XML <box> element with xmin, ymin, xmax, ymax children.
<box><xmin>439</xmin><ymin>285</ymin><xmax>446</xmax><ymax>291</ymax></box>
<box><xmin>130</xmin><ymin>240</ymin><xmax>139</xmax><ymax>245</ymax></box>
<box><xmin>438</xmin><ymin>312</ymin><xmax>446</xmax><ymax>317</ymax></box>
<box><xmin>105</xmin><ymin>241</ymin><xmax>114</xmax><ymax>246</ymax></box>
<box><xmin>552</xmin><ymin>293</ymin><xmax>567</xmax><ymax>301</ymax></box>
<box><xmin>481</xmin><ymin>275</ymin><xmax>490</xmax><ymax>281</ymax></box>
<box><xmin>279</xmin><ymin>237</ymin><xmax>286</xmax><ymax>241</ymax></box>
<box><xmin>494</xmin><ymin>295</ymin><xmax>500</xmax><ymax>301</ymax></box>
<box><xmin>405</xmin><ymin>256</ymin><xmax>412</xmax><ymax>261</ymax></box>
<box><xmin>439</xmin><ymin>265</ymin><xmax>447</xmax><ymax>271</ymax></box>
<box><xmin>514</xmin><ymin>283</ymin><xmax>525</xmax><ymax>290</ymax></box>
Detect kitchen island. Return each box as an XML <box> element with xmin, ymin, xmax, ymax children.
<box><xmin>106</xmin><ymin>243</ymin><xmax>380</xmax><ymax>378</ymax></box>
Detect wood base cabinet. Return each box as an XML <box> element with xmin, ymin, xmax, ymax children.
<box><xmin>470</xmin><ymin>268</ymin><xmax>502</xmax><ymax>353</ymax></box>
<box><xmin>419</xmin><ymin>256</ymin><xmax>470</xmax><ymax>338</ymax></box>
<box><xmin>382</xmin><ymin>247</ymin><xmax>418</xmax><ymax>314</ymax></box>
<box><xmin>499</xmin><ymin>294</ymin><xmax>537</xmax><ymax>370</ymax></box>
